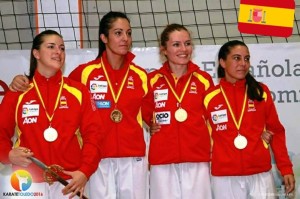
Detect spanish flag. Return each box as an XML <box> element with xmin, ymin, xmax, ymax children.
<box><xmin>238</xmin><ymin>0</ymin><xmax>295</xmax><ymax>37</ymax></box>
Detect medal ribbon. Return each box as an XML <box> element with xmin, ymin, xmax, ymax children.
<box><xmin>220</xmin><ymin>85</ymin><xmax>247</xmax><ymax>131</ymax></box>
<box><xmin>101</xmin><ymin>59</ymin><xmax>130</xmax><ymax>104</ymax></box>
<box><xmin>164</xmin><ymin>74</ymin><xmax>192</xmax><ymax>105</ymax></box>
<box><xmin>33</xmin><ymin>76</ymin><xmax>64</xmax><ymax>122</ymax></box>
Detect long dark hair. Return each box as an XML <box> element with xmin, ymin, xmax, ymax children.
<box><xmin>97</xmin><ymin>11</ymin><xmax>130</xmax><ymax>59</ymax></box>
<box><xmin>218</xmin><ymin>40</ymin><xmax>264</xmax><ymax>101</ymax></box>
<box><xmin>27</xmin><ymin>30</ymin><xmax>62</xmax><ymax>80</ymax></box>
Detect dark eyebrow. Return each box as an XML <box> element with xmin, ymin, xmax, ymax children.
<box><xmin>113</xmin><ymin>28</ymin><xmax>132</xmax><ymax>32</ymax></box>
<box><xmin>46</xmin><ymin>42</ymin><xmax>65</xmax><ymax>47</ymax></box>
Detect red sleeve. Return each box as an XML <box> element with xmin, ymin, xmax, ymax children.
<box><xmin>202</xmin><ymin>70</ymin><xmax>215</xmax><ymax>90</ymax></box>
<box><xmin>68</xmin><ymin>59</ymin><xmax>99</xmax><ymax>83</ymax></box>
<box><xmin>77</xmin><ymin>85</ymin><xmax>105</xmax><ymax>179</ymax></box>
<box><xmin>264</xmin><ymin>85</ymin><xmax>293</xmax><ymax>176</ymax></box>
<box><xmin>201</xmin><ymin>70</ymin><xmax>215</xmax><ymax>120</ymax></box>
<box><xmin>68</xmin><ymin>64</ymin><xmax>85</xmax><ymax>82</ymax></box>
<box><xmin>0</xmin><ymin>91</ymin><xmax>19</xmax><ymax>163</ymax></box>
<box><xmin>141</xmin><ymin>73</ymin><xmax>155</xmax><ymax>126</ymax></box>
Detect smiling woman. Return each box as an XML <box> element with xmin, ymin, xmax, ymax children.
<box><xmin>4</xmin><ymin>12</ymin><xmax>151</xmax><ymax>199</ymax></box>
<box><xmin>0</xmin><ymin>30</ymin><xmax>105</xmax><ymax>199</ymax></box>
<box><xmin>28</xmin><ymin>30</ymin><xmax>65</xmax><ymax>79</ymax></box>
<box><xmin>203</xmin><ymin>40</ymin><xmax>295</xmax><ymax>199</ymax></box>
<box><xmin>66</xmin><ymin>11</ymin><xmax>151</xmax><ymax>199</ymax></box>
<box><xmin>143</xmin><ymin>23</ymin><xmax>214</xmax><ymax>199</ymax></box>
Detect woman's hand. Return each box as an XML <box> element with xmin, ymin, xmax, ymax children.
<box><xmin>8</xmin><ymin>147</ymin><xmax>33</xmax><ymax>167</ymax></box>
<box><xmin>9</xmin><ymin>75</ymin><xmax>30</xmax><ymax>92</ymax></box>
<box><xmin>261</xmin><ymin>130</ymin><xmax>274</xmax><ymax>144</ymax></box>
<box><xmin>283</xmin><ymin>174</ymin><xmax>295</xmax><ymax>195</ymax></box>
<box><xmin>150</xmin><ymin>122</ymin><xmax>161</xmax><ymax>136</ymax></box>
<box><xmin>62</xmin><ymin>170</ymin><xmax>87</xmax><ymax>198</ymax></box>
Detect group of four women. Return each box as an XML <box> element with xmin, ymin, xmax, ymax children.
<box><xmin>0</xmin><ymin>11</ymin><xmax>295</xmax><ymax>199</ymax></box>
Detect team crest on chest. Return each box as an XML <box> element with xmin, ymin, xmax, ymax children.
<box><xmin>126</xmin><ymin>76</ymin><xmax>134</xmax><ymax>89</ymax></box>
<box><xmin>247</xmin><ymin>99</ymin><xmax>256</xmax><ymax>112</ymax></box>
<box><xmin>189</xmin><ymin>81</ymin><xmax>197</xmax><ymax>94</ymax></box>
<box><xmin>59</xmin><ymin>96</ymin><xmax>68</xmax><ymax>109</ymax></box>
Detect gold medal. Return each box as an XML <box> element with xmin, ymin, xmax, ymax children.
<box><xmin>110</xmin><ymin>109</ymin><xmax>123</xmax><ymax>123</ymax></box>
<box><xmin>174</xmin><ymin>108</ymin><xmax>188</xmax><ymax>122</ymax></box>
<box><xmin>101</xmin><ymin>59</ymin><xmax>129</xmax><ymax>124</ymax></box>
<box><xmin>234</xmin><ymin>134</ymin><xmax>248</xmax><ymax>149</ymax></box>
<box><xmin>44</xmin><ymin>127</ymin><xmax>58</xmax><ymax>142</ymax></box>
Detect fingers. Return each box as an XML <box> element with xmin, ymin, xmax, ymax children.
<box><xmin>68</xmin><ymin>186</ymin><xmax>84</xmax><ymax>199</ymax></box>
<box><xmin>19</xmin><ymin>147</ymin><xmax>34</xmax><ymax>157</ymax></box>
<box><xmin>63</xmin><ymin>181</ymin><xmax>75</xmax><ymax>197</ymax></box>
<box><xmin>62</xmin><ymin>171</ymin><xmax>87</xmax><ymax>198</ymax></box>
<box><xmin>150</xmin><ymin>123</ymin><xmax>161</xmax><ymax>136</ymax></box>
<box><xmin>10</xmin><ymin>75</ymin><xmax>30</xmax><ymax>92</ymax></box>
<box><xmin>284</xmin><ymin>174</ymin><xmax>295</xmax><ymax>194</ymax></box>
<box><xmin>62</xmin><ymin>181</ymin><xmax>84</xmax><ymax>198</ymax></box>
<box><xmin>261</xmin><ymin>130</ymin><xmax>273</xmax><ymax>144</ymax></box>
<box><xmin>8</xmin><ymin>147</ymin><xmax>33</xmax><ymax>167</ymax></box>
<box><xmin>285</xmin><ymin>183</ymin><xmax>294</xmax><ymax>195</ymax></box>
<box><xmin>19</xmin><ymin>147</ymin><xmax>30</xmax><ymax>153</ymax></box>
<box><xmin>9</xmin><ymin>83</ymin><xmax>22</xmax><ymax>92</ymax></box>
<box><xmin>62</xmin><ymin>180</ymin><xmax>73</xmax><ymax>195</ymax></box>
<box><xmin>80</xmin><ymin>188</ymin><xmax>84</xmax><ymax>199</ymax></box>
<box><xmin>9</xmin><ymin>83</ymin><xmax>17</xmax><ymax>92</ymax></box>
<box><xmin>20</xmin><ymin>147</ymin><xmax>33</xmax><ymax>167</ymax></box>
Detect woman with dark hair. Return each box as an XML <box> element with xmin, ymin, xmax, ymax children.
<box><xmin>203</xmin><ymin>40</ymin><xmax>295</xmax><ymax>198</ymax></box>
<box><xmin>0</xmin><ymin>30</ymin><xmax>103</xmax><ymax>198</ymax></box>
<box><xmin>67</xmin><ymin>11</ymin><xmax>150</xmax><ymax>198</ymax></box>
<box><xmin>8</xmin><ymin>11</ymin><xmax>149</xmax><ymax>199</ymax></box>
<box><xmin>144</xmin><ymin>23</ymin><xmax>214</xmax><ymax>199</ymax></box>
<box><xmin>71</xmin><ymin>11</ymin><xmax>149</xmax><ymax>199</ymax></box>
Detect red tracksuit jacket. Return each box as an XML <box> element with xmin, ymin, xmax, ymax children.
<box><xmin>0</xmin><ymin>70</ymin><xmax>103</xmax><ymax>182</ymax></box>
<box><xmin>144</xmin><ymin>61</ymin><xmax>214</xmax><ymax>165</ymax></box>
<box><xmin>204</xmin><ymin>78</ymin><xmax>293</xmax><ymax>176</ymax></box>
<box><xmin>68</xmin><ymin>51</ymin><xmax>149</xmax><ymax>158</ymax></box>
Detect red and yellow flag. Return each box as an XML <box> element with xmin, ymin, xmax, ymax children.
<box><xmin>238</xmin><ymin>0</ymin><xmax>295</xmax><ymax>37</ymax></box>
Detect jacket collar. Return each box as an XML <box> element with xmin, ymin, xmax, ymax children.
<box><xmin>158</xmin><ymin>60</ymin><xmax>199</xmax><ymax>77</ymax></box>
<box><xmin>101</xmin><ymin>51</ymin><xmax>135</xmax><ymax>71</ymax></box>
<box><xmin>33</xmin><ymin>70</ymin><xmax>63</xmax><ymax>85</ymax></box>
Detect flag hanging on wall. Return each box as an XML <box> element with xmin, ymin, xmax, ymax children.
<box><xmin>238</xmin><ymin>0</ymin><xmax>295</xmax><ymax>37</ymax></box>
